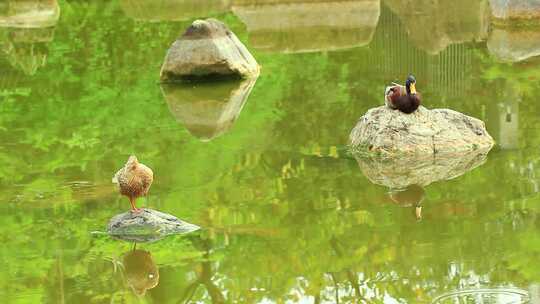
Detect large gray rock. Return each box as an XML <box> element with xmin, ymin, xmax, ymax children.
<box><xmin>489</xmin><ymin>0</ymin><xmax>540</xmax><ymax>19</ymax></box>
<box><xmin>160</xmin><ymin>18</ymin><xmax>259</xmax><ymax>82</ymax></box>
<box><xmin>107</xmin><ymin>209</ymin><xmax>200</xmax><ymax>242</ymax></box>
<box><xmin>349</xmin><ymin>106</ymin><xmax>494</xmax><ymax>158</ymax></box>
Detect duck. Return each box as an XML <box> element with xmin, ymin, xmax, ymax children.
<box><xmin>123</xmin><ymin>249</ymin><xmax>159</xmax><ymax>296</ymax></box>
<box><xmin>113</xmin><ymin>155</ymin><xmax>153</xmax><ymax>212</ymax></box>
<box><xmin>388</xmin><ymin>184</ymin><xmax>425</xmax><ymax>220</ymax></box>
<box><xmin>384</xmin><ymin>74</ymin><xmax>422</xmax><ymax>114</ymax></box>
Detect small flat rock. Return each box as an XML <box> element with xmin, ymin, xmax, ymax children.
<box><xmin>160</xmin><ymin>18</ymin><xmax>260</xmax><ymax>81</ymax></box>
<box><xmin>107</xmin><ymin>209</ymin><xmax>200</xmax><ymax>242</ymax></box>
<box><xmin>349</xmin><ymin>106</ymin><xmax>495</xmax><ymax>158</ymax></box>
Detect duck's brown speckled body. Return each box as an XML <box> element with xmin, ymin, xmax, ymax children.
<box><xmin>113</xmin><ymin>156</ymin><xmax>153</xmax><ymax>212</ymax></box>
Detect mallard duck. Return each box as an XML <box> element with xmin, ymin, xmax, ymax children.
<box><xmin>113</xmin><ymin>156</ymin><xmax>153</xmax><ymax>212</ymax></box>
<box><xmin>385</xmin><ymin>74</ymin><xmax>422</xmax><ymax>114</ymax></box>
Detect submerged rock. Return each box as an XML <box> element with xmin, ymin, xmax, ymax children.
<box><xmin>355</xmin><ymin>147</ymin><xmax>489</xmax><ymax>189</ymax></box>
<box><xmin>161</xmin><ymin>77</ymin><xmax>257</xmax><ymax>141</ymax></box>
<box><xmin>349</xmin><ymin>106</ymin><xmax>494</xmax><ymax>157</ymax></box>
<box><xmin>107</xmin><ymin>209</ymin><xmax>200</xmax><ymax>242</ymax></box>
<box><xmin>160</xmin><ymin>18</ymin><xmax>259</xmax><ymax>82</ymax></box>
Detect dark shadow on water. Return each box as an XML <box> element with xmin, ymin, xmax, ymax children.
<box><xmin>160</xmin><ymin>77</ymin><xmax>258</xmax><ymax>142</ymax></box>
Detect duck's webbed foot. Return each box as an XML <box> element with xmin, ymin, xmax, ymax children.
<box><xmin>129</xmin><ymin>198</ymin><xmax>143</xmax><ymax>214</ymax></box>
<box><xmin>131</xmin><ymin>207</ymin><xmax>143</xmax><ymax>214</ymax></box>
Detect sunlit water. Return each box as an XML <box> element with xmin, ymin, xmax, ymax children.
<box><xmin>1</xmin><ymin>1</ymin><xmax>539</xmax><ymax>303</ymax></box>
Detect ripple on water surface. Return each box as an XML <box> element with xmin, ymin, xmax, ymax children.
<box><xmin>432</xmin><ymin>288</ymin><xmax>530</xmax><ymax>304</ymax></box>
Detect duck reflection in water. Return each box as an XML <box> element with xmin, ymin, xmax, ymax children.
<box><xmin>388</xmin><ymin>184</ymin><xmax>425</xmax><ymax>220</ymax></box>
<box><xmin>122</xmin><ymin>246</ymin><xmax>159</xmax><ymax>297</ymax></box>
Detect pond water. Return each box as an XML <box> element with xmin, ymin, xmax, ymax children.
<box><xmin>1</xmin><ymin>0</ymin><xmax>539</xmax><ymax>303</ymax></box>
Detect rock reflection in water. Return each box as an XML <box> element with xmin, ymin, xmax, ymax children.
<box><xmin>487</xmin><ymin>27</ymin><xmax>540</xmax><ymax>62</ymax></box>
<box><xmin>486</xmin><ymin>80</ymin><xmax>520</xmax><ymax>150</ymax></box>
<box><xmin>122</xmin><ymin>248</ymin><xmax>160</xmax><ymax>297</ymax></box>
<box><xmin>232</xmin><ymin>0</ymin><xmax>380</xmax><ymax>53</ymax></box>
<box><xmin>355</xmin><ymin>149</ymin><xmax>490</xmax><ymax>189</ymax></box>
<box><xmin>383</xmin><ymin>0</ymin><xmax>489</xmax><ymax>54</ymax></box>
<box><xmin>359</xmin><ymin>151</ymin><xmax>489</xmax><ymax>220</ymax></box>
<box><xmin>0</xmin><ymin>0</ymin><xmax>59</xmax><ymax>75</ymax></box>
<box><xmin>161</xmin><ymin>77</ymin><xmax>257</xmax><ymax>141</ymax></box>
<box><xmin>120</xmin><ymin>0</ymin><xmax>229</xmax><ymax>22</ymax></box>
<box><xmin>0</xmin><ymin>0</ymin><xmax>59</xmax><ymax>28</ymax></box>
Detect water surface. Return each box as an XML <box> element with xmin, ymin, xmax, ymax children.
<box><xmin>1</xmin><ymin>0</ymin><xmax>539</xmax><ymax>303</ymax></box>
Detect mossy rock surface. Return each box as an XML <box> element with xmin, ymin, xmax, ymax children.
<box><xmin>349</xmin><ymin>106</ymin><xmax>494</xmax><ymax>158</ymax></box>
<box><xmin>107</xmin><ymin>209</ymin><xmax>200</xmax><ymax>242</ymax></box>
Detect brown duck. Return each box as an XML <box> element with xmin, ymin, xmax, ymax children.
<box><xmin>113</xmin><ymin>156</ymin><xmax>153</xmax><ymax>212</ymax></box>
<box><xmin>123</xmin><ymin>249</ymin><xmax>159</xmax><ymax>296</ymax></box>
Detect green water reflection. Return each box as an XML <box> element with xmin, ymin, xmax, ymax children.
<box><xmin>1</xmin><ymin>0</ymin><xmax>540</xmax><ymax>303</ymax></box>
